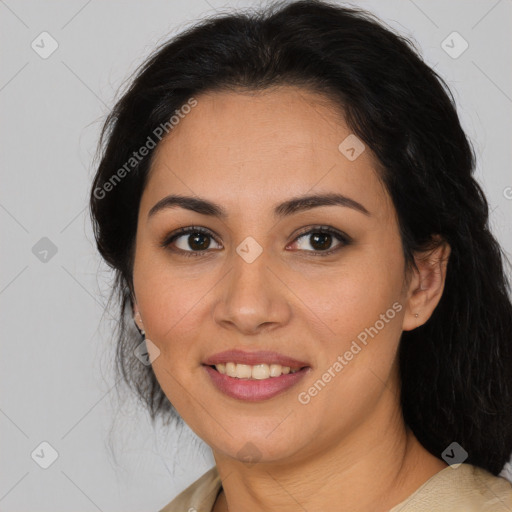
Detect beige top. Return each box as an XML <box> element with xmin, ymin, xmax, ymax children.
<box><xmin>159</xmin><ymin>463</ymin><xmax>512</xmax><ymax>511</ymax></box>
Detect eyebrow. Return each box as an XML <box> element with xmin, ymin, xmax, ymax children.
<box><xmin>147</xmin><ymin>192</ymin><xmax>370</xmax><ymax>220</ymax></box>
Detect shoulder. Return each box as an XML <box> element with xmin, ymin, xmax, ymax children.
<box><xmin>158</xmin><ymin>466</ymin><xmax>222</xmax><ymax>512</ymax></box>
<box><xmin>158</xmin><ymin>463</ymin><xmax>512</xmax><ymax>511</ymax></box>
<box><xmin>389</xmin><ymin>463</ymin><xmax>512</xmax><ymax>511</ymax></box>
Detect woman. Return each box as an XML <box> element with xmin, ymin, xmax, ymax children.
<box><xmin>89</xmin><ymin>1</ymin><xmax>512</xmax><ymax>510</ymax></box>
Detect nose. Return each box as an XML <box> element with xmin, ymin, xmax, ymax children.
<box><xmin>213</xmin><ymin>247</ymin><xmax>292</xmax><ymax>336</ymax></box>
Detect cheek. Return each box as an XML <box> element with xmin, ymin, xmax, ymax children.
<box><xmin>132</xmin><ymin>249</ymin><xmax>200</xmax><ymax>351</ymax></box>
<box><xmin>138</xmin><ymin>280</ymin><xmax>205</xmax><ymax>352</ymax></box>
<box><xmin>291</xmin><ymin>252</ymin><xmax>404</xmax><ymax>338</ymax></box>
<box><xmin>290</xmin><ymin>250</ymin><xmax>405</xmax><ymax>392</ymax></box>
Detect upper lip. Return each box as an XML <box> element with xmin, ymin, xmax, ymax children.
<box><xmin>202</xmin><ymin>349</ymin><xmax>310</xmax><ymax>368</ymax></box>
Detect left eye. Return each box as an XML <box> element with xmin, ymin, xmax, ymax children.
<box><xmin>288</xmin><ymin>227</ymin><xmax>349</xmax><ymax>254</ymax></box>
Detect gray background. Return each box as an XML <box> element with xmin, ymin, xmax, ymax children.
<box><xmin>1</xmin><ymin>0</ymin><xmax>511</xmax><ymax>510</ymax></box>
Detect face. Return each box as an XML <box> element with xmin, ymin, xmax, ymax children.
<box><xmin>132</xmin><ymin>86</ymin><xmax>412</xmax><ymax>465</ymax></box>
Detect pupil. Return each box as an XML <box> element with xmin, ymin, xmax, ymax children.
<box><xmin>189</xmin><ymin>232</ymin><xmax>210</xmax><ymax>250</ymax></box>
<box><xmin>311</xmin><ymin>233</ymin><xmax>331</xmax><ymax>251</ymax></box>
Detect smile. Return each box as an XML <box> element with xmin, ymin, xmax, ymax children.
<box><xmin>212</xmin><ymin>362</ymin><xmax>302</xmax><ymax>379</ymax></box>
<box><xmin>202</xmin><ymin>349</ymin><xmax>312</xmax><ymax>401</ymax></box>
<box><xmin>202</xmin><ymin>363</ymin><xmax>310</xmax><ymax>401</ymax></box>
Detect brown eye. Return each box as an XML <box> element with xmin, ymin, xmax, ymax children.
<box><xmin>161</xmin><ymin>226</ymin><xmax>222</xmax><ymax>257</ymax></box>
<box><xmin>309</xmin><ymin>232</ymin><xmax>334</xmax><ymax>251</ymax></box>
<box><xmin>184</xmin><ymin>232</ymin><xmax>212</xmax><ymax>251</ymax></box>
<box><xmin>289</xmin><ymin>226</ymin><xmax>351</xmax><ymax>255</ymax></box>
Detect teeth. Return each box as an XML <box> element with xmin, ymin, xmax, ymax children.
<box><xmin>214</xmin><ymin>362</ymin><xmax>301</xmax><ymax>379</ymax></box>
<box><xmin>236</xmin><ymin>364</ymin><xmax>252</xmax><ymax>379</ymax></box>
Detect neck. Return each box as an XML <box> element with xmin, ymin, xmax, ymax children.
<box><xmin>212</xmin><ymin>392</ymin><xmax>447</xmax><ymax>512</ymax></box>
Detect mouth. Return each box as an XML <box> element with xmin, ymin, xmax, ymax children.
<box><xmin>204</xmin><ymin>362</ymin><xmax>307</xmax><ymax>379</ymax></box>
<box><xmin>201</xmin><ymin>350</ymin><xmax>311</xmax><ymax>401</ymax></box>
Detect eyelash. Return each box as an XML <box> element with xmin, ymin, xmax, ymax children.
<box><xmin>160</xmin><ymin>225</ymin><xmax>351</xmax><ymax>258</ymax></box>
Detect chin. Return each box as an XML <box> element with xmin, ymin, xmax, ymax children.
<box><xmin>209</xmin><ymin>427</ymin><xmax>311</xmax><ymax>465</ymax></box>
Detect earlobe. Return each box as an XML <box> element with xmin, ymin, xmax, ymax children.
<box><xmin>133</xmin><ymin>303</ymin><xmax>145</xmax><ymax>335</ymax></box>
<box><xmin>402</xmin><ymin>239</ymin><xmax>451</xmax><ymax>332</ymax></box>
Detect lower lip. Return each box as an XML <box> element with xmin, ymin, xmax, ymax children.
<box><xmin>203</xmin><ymin>365</ymin><xmax>310</xmax><ymax>401</ymax></box>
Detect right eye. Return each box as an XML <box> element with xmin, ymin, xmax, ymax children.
<box><xmin>161</xmin><ymin>226</ymin><xmax>223</xmax><ymax>257</ymax></box>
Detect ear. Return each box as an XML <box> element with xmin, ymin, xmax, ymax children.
<box><xmin>132</xmin><ymin>302</ymin><xmax>145</xmax><ymax>334</ymax></box>
<box><xmin>402</xmin><ymin>237</ymin><xmax>451</xmax><ymax>331</ymax></box>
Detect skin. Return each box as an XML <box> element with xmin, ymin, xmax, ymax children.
<box><xmin>132</xmin><ymin>86</ymin><xmax>451</xmax><ymax>512</ymax></box>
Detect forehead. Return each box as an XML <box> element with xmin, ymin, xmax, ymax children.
<box><xmin>143</xmin><ymin>86</ymin><xmax>389</xmax><ymax>217</ymax></box>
